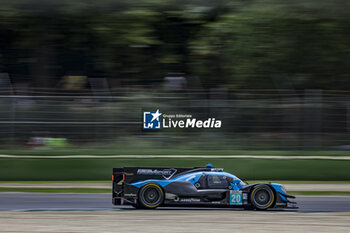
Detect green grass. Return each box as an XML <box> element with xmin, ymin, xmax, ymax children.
<box><xmin>0</xmin><ymin>187</ymin><xmax>96</xmax><ymax>193</ymax></box>
<box><xmin>0</xmin><ymin>157</ymin><xmax>349</xmax><ymax>181</ymax></box>
<box><xmin>0</xmin><ymin>187</ymin><xmax>110</xmax><ymax>193</ymax></box>
<box><xmin>1</xmin><ymin>149</ymin><xmax>350</xmax><ymax>156</ymax></box>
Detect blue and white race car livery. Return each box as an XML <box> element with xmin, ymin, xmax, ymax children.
<box><xmin>112</xmin><ymin>165</ymin><xmax>297</xmax><ymax>210</ymax></box>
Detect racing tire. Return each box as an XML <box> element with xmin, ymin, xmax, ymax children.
<box><xmin>250</xmin><ymin>185</ymin><xmax>275</xmax><ymax>210</ymax></box>
<box><xmin>138</xmin><ymin>183</ymin><xmax>164</xmax><ymax>209</ymax></box>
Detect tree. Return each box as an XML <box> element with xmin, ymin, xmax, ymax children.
<box><xmin>190</xmin><ymin>0</ymin><xmax>350</xmax><ymax>89</ymax></box>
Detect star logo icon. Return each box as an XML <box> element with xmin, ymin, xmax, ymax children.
<box><xmin>143</xmin><ymin>110</ymin><xmax>162</xmax><ymax>129</ymax></box>
<box><xmin>151</xmin><ymin>109</ymin><xmax>162</xmax><ymax>122</ymax></box>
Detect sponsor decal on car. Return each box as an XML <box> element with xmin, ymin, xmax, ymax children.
<box><xmin>137</xmin><ymin>168</ymin><xmax>177</xmax><ymax>179</ymax></box>
<box><xmin>229</xmin><ymin>190</ymin><xmax>243</xmax><ymax>205</ymax></box>
<box><xmin>179</xmin><ymin>198</ymin><xmax>201</xmax><ymax>202</ymax></box>
<box><xmin>124</xmin><ymin>193</ymin><xmax>137</xmax><ymax>197</ymax></box>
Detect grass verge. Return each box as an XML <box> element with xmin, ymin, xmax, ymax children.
<box><xmin>0</xmin><ymin>157</ymin><xmax>349</xmax><ymax>181</ymax></box>
<box><xmin>0</xmin><ymin>187</ymin><xmax>110</xmax><ymax>193</ymax></box>
<box><xmin>1</xmin><ymin>149</ymin><xmax>350</xmax><ymax>156</ymax></box>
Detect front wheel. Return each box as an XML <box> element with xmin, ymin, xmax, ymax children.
<box><xmin>138</xmin><ymin>183</ymin><xmax>164</xmax><ymax>209</ymax></box>
<box><xmin>250</xmin><ymin>185</ymin><xmax>275</xmax><ymax>210</ymax></box>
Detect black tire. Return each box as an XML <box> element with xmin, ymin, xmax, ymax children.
<box><xmin>138</xmin><ymin>183</ymin><xmax>164</xmax><ymax>209</ymax></box>
<box><xmin>250</xmin><ymin>185</ymin><xmax>275</xmax><ymax>210</ymax></box>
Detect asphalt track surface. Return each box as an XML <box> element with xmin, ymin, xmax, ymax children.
<box><xmin>1</xmin><ymin>193</ymin><xmax>350</xmax><ymax>212</ymax></box>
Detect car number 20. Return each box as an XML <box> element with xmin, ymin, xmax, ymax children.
<box><xmin>229</xmin><ymin>192</ymin><xmax>242</xmax><ymax>205</ymax></box>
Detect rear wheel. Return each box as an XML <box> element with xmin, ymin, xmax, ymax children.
<box><xmin>250</xmin><ymin>185</ymin><xmax>275</xmax><ymax>210</ymax></box>
<box><xmin>138</xmin><ymin>183</ymin><xmax>164</xmax><ymax>209</ymax></box>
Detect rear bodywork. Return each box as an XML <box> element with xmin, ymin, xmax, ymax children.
<box><xmin>112</xmin><ymin>166</ymin><xmax>297</xmax><ymax>209</ymax></box>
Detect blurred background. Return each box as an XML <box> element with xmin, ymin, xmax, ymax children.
<box><xmin>0</xmin><ymin>0</ymin><xmax>350</xmax><ymax>154</ymax></box>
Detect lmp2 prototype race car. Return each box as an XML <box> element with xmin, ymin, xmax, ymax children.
<box><xmin>112</xmin><ymin>165</ymin><xmax>297</xmax><ymax>210</ymax></box>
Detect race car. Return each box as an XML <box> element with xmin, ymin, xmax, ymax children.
<box><xmin>112</xmin><ymin>165</ymin><xmax>297</xmax><ymax>210</ymax></box>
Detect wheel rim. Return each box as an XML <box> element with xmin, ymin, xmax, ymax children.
<box><xmin>140</xmin><ymin>185</ymin><xmax>163</xmax><ymax>207</ymax></box>
<box><xmin>144</xmin><ymin>187</ymin><xmax>160</xmax><ymax>204</ymax></box>
<box><xmin>253</xmin><ymin>187</ymin><xmax>273</xmax><ymax>208</ymax></box>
